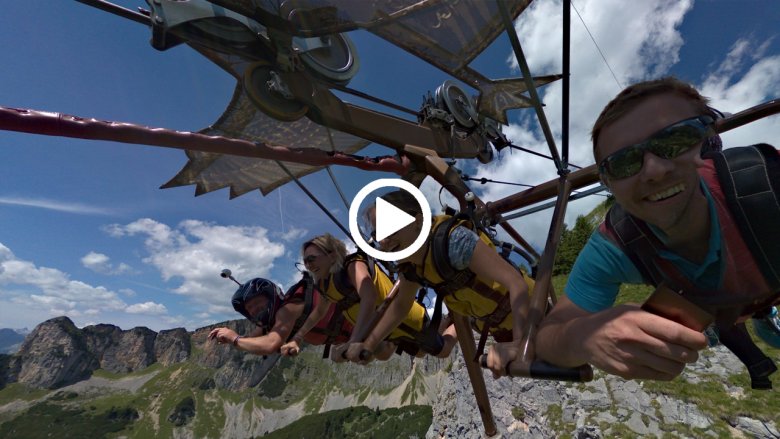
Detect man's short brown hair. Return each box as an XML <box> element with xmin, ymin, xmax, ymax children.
<box><xmin>591</xmin><ymin>77</ymin><xmax>712</xmax><ymax>162</ymax></box>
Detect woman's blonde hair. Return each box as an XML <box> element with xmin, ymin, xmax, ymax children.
<box><xmin>302</xmin><ymin>234</ymin><xmax>347</xmax><ymax>274</ymax></box>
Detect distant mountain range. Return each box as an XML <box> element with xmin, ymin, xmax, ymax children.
<box><xmin>1</xmin><ymin>316</ymin><xmax>778</xmax><ymax>437</ymax></box>
<box><xmin>0</xmin><ymin>328</ymin><xmax>27</xmax><ymax>354</ymax></box>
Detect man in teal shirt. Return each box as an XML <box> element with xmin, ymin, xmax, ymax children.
<box><xmin>536</xmin><ymin>77</ymin><xmax>780</xmax><ymax>381</ymax></box>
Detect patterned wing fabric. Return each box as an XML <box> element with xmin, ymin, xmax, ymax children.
<box><xmin>162</xmin><ymin>47</ymin><xmax>370</xmax><ymax>198</ymax></box>
<box><xmin>164</xmin><ymin>0</ymin><xmax>555</xmax><ymax>196</ymax></box>
<box><xmin>212</xmin><ymin>0</ymin><xmax>557</xmax><ymax>121</ymax></box>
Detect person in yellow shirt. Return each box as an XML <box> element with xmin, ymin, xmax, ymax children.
<box><xmin>360</xmin><ymin>191</ymin><xmax>532</xmax><ymax>377</ymax></box>
<box><xmin>281</xmin><ymin>233</ymin><xmax>456</xmax><ymax>363</ymax></box>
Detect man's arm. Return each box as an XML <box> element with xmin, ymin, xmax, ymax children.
<box><xmin>208</xmin><ymin>302</ymin><xmax>304</xmax><ymax>356</ymax></box>
<box><xmin>536</xmin><ymin>296</ymin><xmax>707</xmax><ymax>380</ymax></box>
<box><xmin>279</xmin><ymin>296</ymin><xmax>331</xmax><ymax>356</ymax></box>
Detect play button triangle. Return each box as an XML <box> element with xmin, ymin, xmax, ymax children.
<box><xmin>374</xmin><ymin>197</ymin><xmax>416</xmax><ymax>242</ymax></box>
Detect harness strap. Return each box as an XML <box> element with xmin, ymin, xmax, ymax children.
<box><xmin>285</xmin><ymin>274</ymin><xmax>315</xmax><ymax>343</ymax></box>
<box><xmin>322</xmin><ymin>300</ymin><xmax>350</xmax><ymax>358</ymax></box>
<box><xmin>317</xmin><ymin>311</ymin><xmax>349</xmax><ymax>359</ymax></box>
<box><xmin>718</xmin><ymin>323</ymin><xmax>777</xmax><ymax>390</ymax></box>
<box><xmin>431</xmin><ymin>215</ymin><xmax>477</xmax><ymax>294</ymax></box>
<box><xmin>607</xmin><ymin>207</ymin><xmax>668</xmax><ymax>287</ymax></box>
<box><xmin>473</xmin><ymin>291</ymin><xmax>512</xmax><ymax>359</ymax></box>
<box><xmin>329</xmin><ymin>270</ymin><xmax>361</xmax><ymax>309</ymax></box>
<box><xmin>400</xmin><ymin>216</ymin><xmax>516</xmax><ymax>358</ymax></box>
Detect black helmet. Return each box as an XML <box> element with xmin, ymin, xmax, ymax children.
<box><xmin>231</xmin><ymin>278</ymin><xmax>284</xmax><ymax>332</ymax></box>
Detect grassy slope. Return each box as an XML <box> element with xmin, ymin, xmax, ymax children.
<box><xmin>552</xmin><ymin>274</ymin><xmax>780</xmax><ymax>438</ymax></box>
<box><xmin>1</xmin><ymin>274</ymin><xmax>778</xmax><ymax>437</ymax></box>
<box><xmin>263</xmin><ymin>405</ymin><xmax>432</xmax><ymax>439</ymax></box>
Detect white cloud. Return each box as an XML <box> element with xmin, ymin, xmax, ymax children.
<box><xmin>118</xmin><ymin>288</ymin><xmax>137</xmax><ymax>297</ymax></box>
<box><xmin>279</xmin><ymin>226</ymin><xmax>308</xmax><ymax>242</ymax></box>
<box><xmin>126</xmin><ymin>301</ymin><xmax>168</xmax><ymax>315</ymax></box>
<box><xmin>81</xmin><ymin>251</ymin><xmax>133</xmax><ymax>275</ymax></box>
<box><xmin>82</xmin><ymin>251</ymin><xmax>110</xmax><ymax>269</ymax></box>
<box><xmin>700</xmin><ymin>39</ymin><xmax>780</xmax><ymax>149</ymax></box>
<box><xmin>107</xmin><ymin>218</ymin><xmax>287</xmax><ymax>315</ymax></box>
<box><xmin>0</xmin><ymin>242</ymin><xmax>135</xmax><ymax>326</ymax></box>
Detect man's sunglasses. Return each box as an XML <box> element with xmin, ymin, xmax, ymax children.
<box><xmin>598</xmin><ymin>115</ymin><xmax>715</xmax><ymax>180</ymax></box>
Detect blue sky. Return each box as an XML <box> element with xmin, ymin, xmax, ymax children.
<box><xmin>1</xmin><ymin>0</ymin><xmax>779</xmax><ymax>332</ymax></box>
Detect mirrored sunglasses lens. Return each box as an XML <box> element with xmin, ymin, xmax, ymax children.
<box><xmin>648</xmin><ymin>125</ymin><xmax>703</xmax><ymax>159</ymax></box>
<box><xmin>607</xmin><ymin>147</ymin><xmax>644</xmax><ymax>179</ymax></box>
<box><xmin>605</xmin><ymin>118</ymin><xmax>708</xmax><ymax>179</ymax></box>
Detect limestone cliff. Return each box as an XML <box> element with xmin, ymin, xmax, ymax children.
<box><xmin>2</xmin><ymin>316</ymin><xmax>779</xmax><ymax>438</ymax></box>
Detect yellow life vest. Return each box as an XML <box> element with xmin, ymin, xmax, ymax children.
<box><xmin>319</xmin><ymin>252</ymin><xmax>427</xmax><ymax>340</ymax></box>
<box><xmin>401</xmin><ymin>215</ymin><xmax>535</xmax><ymax>334</ymax></box>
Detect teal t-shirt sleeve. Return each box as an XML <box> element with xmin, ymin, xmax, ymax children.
<box><xmin>564</xmin><ymin>230</ymin><xmax>646</xmax><ymax>312</ymax></box>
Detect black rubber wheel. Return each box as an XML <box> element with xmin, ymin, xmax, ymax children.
<box><xmin>243</xmin><ymin>62</ymin><xmax>309</xmax><ymax>122</ymax></box>
<box><xmin>297</xmin><ymin>33</ymin><xmax>360</xmax><ymax>85</ymax></box>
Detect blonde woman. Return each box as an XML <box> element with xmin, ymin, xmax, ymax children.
<box><xmin>281</xmin><ymin>234</ymin><xmax>456</xmax><ymax>363</ymax></box>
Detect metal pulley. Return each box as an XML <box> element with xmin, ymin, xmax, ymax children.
<box><xmin>435</xmin><ymin>80</ymin><xmax>479</xmax><ymax>129</ymax></box>
<box><xmin>294</xmin><ymin>33</ymin><xmax>360</xmax><ymax>85</ymax></box>
<box><xmin>243</xmin><ymin>61</ymin><xmax>309</xmax><ymax>121</ymax></box>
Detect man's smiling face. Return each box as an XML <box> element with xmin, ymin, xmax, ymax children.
<box><xmin>597</xmin><ymin>93</ymin><xmax>706</xmax><ymax>235</ymax></box>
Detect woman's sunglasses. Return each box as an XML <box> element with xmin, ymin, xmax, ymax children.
<box><xmin>303</xmin><ymin>253</ymin><xmax>329</xmax><ymax>265</ymax></box>
<box><xmin>598</xmin><ymin>115</ymin><xmax>715</xmax><ymax>180</ymax></box>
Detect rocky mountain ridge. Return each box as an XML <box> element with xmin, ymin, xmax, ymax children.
<box><xmin>2</xmin><ymin>316</ymin><xmax>193</xmax><ymax>389</ymax></box>
<box><xmin>0</xmin><ymin>316</ymin><xmax>449</xmax><ymax>437</ymax></box>
<box><xmin>2</xmin><ymin>316</ymin><xmax>780</xmax><ymax>438</ymax></box>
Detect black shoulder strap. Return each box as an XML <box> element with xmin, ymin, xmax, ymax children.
<box><xmin>706</xmin><ymin>144</ymin><xmax>780</xmax><ymax>291</ymax></box>
<box><xmin>718</xmin><ymin>322</ymin><xmax>777</xmax><ymax>389</ymax></box>
<box><xmin>605</xmin><ymin>205</ymin><xmax>669</xmax><ymax>288</ymax></box>
<box><xmin>331</xmin><ymin>273</ymin><xmax>359</xmax><ymax>308</ymax></box>
<box><xmin>344</xmin><ymin>251</ymin><xmax>375</xmax><ymax>277</ymax></box>
<box><xmin>398</xmin><ymin>262</ymin><xmax>428</xmax><ymax>286</ymax></box>
<box><xmin>332</xmin><ymin>252</ymin><xmax>372</xmax><ymax>307</ymax></box>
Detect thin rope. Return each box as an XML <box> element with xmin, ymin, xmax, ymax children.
<box><xmin>465</xmin><ymin>176</ymin><xmax>609</xmax><ymax>197</ymax></box>
<box><xmin>276</xmin><ymin>161</ymin><xmax>355</xmax><ymax>243</ymax></box>
<box><xmin>463</xmin><ymin>176</ymin><xmax>534</xmax><ymax>188</ymax></box>
<box><xmin>324</xmin><ymin>127</ymin><xmax>351</xmax><ymax>209</ymax></box>
<box><xmin>506</xmin><ymin>143</ymin><xmax>583</xmax><ymax>169</ymax></box>
<box><xmin>329</xmin><ymin>83</ymin><xmax>419</xmax><ymax>117</ymax></box>
<box><xmin>571</xmin><ymin>0</ymin><xmax>623</xmax><ymax>90</ymax></box>
<box><xmin>499</xmin><ymin>184</ymin><xmax>609</xmax><ymax>221</ymax></box>
<box><xmin>278</xmin><ymin>187</ymin><xmax>286</xmax><ymax>235</ymax></box>
<box><xmin>327</xmin><ymin>166</ymin><xmax>350</xmax><ymax>209</ymax></box>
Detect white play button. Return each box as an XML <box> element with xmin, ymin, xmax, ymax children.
<box><xmin>374</xmin><ymin>197</ymin><xmax>416</xmax><ymax>242</ymax></box>
<box><xmin>348</xmin><ymin>179</ymin><xmax>432</xmax><ymax>262</ymax></box>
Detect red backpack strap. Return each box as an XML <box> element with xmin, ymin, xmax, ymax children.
<box><xmin>285</xmin><ymin>273</ymin><xmax>315</xmax><ymax>343</ymax></box>
<box><xmin>705</xmin><ymin>144</ymin><xmax>780</xmax><ymax>291</ymax></box>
